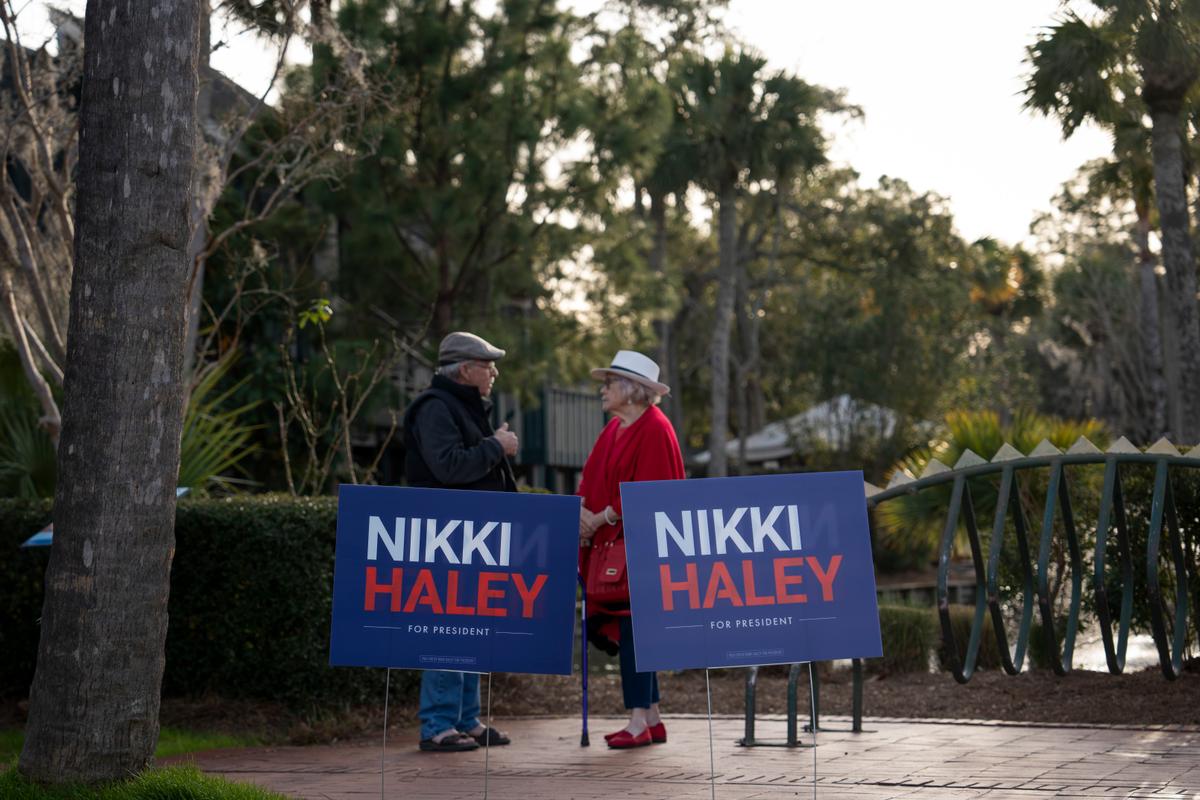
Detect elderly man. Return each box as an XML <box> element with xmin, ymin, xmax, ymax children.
<box><xmin>403</xmin><ymin>331</ymin><xmax>519</xmax><ymax>752</ymax></box>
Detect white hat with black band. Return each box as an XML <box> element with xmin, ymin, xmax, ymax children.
<box><xmin>590</xmin><ymin>350</ymin><xmax>670</xmax><ymax>397</ymax></box>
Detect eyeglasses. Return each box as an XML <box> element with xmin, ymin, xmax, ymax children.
<box><xmin>469</xmin><ymin>360</ymin><xmax>498</xmax><ymax>375</ymax></box>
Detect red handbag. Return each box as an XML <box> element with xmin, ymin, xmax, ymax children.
<box><xmin>585</xmin><ymin>533</ymin><xmax>629</xmax><ymax>605</ymax></box>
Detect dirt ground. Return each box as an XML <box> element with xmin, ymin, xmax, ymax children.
<box><xmin>486</xmin><ymin>663</ymin><xmax>1200</xmax><ymax>728</ymax></box>
<box><xmin>4</xmin><ymin>663</ymin><xmax>1197</xmax><ymax>749</ymax></box>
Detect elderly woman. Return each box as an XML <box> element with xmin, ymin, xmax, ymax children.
<box><xmin>578</xmin><ymin>350</ymin><xmax>685</xmax><ymax>749</ymax></box>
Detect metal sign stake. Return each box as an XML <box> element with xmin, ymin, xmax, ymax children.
<box><xmin>484</xmin><ymin>671</ymin><xmax>493</xmax><ymax>800</ymax></box>
<box><xmin>380</xmin><ymin>667</ymin><xmax>390</xmax><ymax>800</ymax></box>
<box><xmin>705</xmin><ymin>668</ymin><xmax>717</xmax><ymax>800</ymax></box>
<box><xmin>808</xmin><ymin>662</ymin><xmax>818</xmax><ymax>799</ymax></box>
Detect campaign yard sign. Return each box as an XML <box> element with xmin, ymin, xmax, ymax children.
<box><xmin>330</xmin><ymin>485</ymin><xmax>581</xmax><ymax>674</ymax></box>
<box><xmin>621</xmin><ymin>471</ymin><xmax>882</xmax><ymax>672</ymax></box>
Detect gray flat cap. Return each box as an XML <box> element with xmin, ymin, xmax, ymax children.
<box><xmin>438</xmin><ymin>331</ymin><xmax>506</xmax><ymax>365</ymax></box>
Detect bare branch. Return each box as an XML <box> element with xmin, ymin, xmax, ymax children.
<box><xmin>0</xmin><ymin>270</ymin><xmax>60</xmax><ymax>443</ymax></box>
<box><xmin>20</xmin><ymin>315</ymin><xmax>64</xmax><ymax>384</ymax></box>
<box><xmin>1</xmin><ymin>196</ymin><xmax>66</xmax><ymax>361</ymax></box>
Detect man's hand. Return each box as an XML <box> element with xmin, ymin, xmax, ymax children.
<box><xmin>494</xmin><ymin>422</ymin><xmax>519</xmax><ymax>456</ymax></box>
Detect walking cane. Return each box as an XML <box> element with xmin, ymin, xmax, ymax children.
<box><xmin>579</xmin><ymin>570</ymin><xmax>589</xmax><ymax>746</ymax></box>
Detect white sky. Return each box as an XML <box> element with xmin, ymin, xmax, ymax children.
<box><xmin>25</xmin><ymin>0</ymin><xmax>1111</xmax><ymax>248</ymax></box>
<box><xmin>724</xmin><ymin>0</ymin><xmax>1112</xmax><ymax>246</ymax></box>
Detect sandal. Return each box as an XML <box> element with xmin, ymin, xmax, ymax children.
<box><xmin>419</xmin><ymin>732</ymin><xmax>480</xmax><ymax>752</ymax></box>
<box><xmin>472</xmin><ymin>726</ymin><xmax>511</xmax><ymax>746</ymax></box>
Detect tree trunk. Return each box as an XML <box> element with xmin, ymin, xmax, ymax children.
<box><xmin>1149</xmin><ymin>106</ymin><xmax>1200</xmax><ymax>445</ymax></box>
<box><xmin>649</xmin><ymin>191</ymin><xmax>676</xmax><ymax>431</ymax></box>
<box><xmin>1135</xmin><ymin>213</ymin><xmax>1168</xmax><ymax>442</ymax></box>
<box><xmin>733</xmin><ymin>256</ymin><xmax>749</xmax><ymax>474</ymax></box>
<box><xmin>664</xmin><ymin>310</ymin><xmax>686</xmax><ymax>442</ymax></box>
<box><xmin>708</xmin><ymin>179</ymin><xmax>737</xmax><ymax>477</ymax></box>
<box><xmin>19</xmin><ymin>0</ymin><xmax>200</xmax><ymax>783</ymax></box>
<box><xmin>184</xmin><ymin>1</ymin><xmax>219</xmax><ymax>375</ymax></box>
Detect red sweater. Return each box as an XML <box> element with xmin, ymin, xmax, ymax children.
<box><xmin>578</xmin><ymin>405</ymin><xmax>685</xmax><ymax>615</ymax></box>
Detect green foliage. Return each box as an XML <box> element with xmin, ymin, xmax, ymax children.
<box><xmin>0</xmin><ymin>341</ymin><xmax>55</xmax><ymax>499</ymax></box>
<box><xmin>0</xmin><ymin>403</ymin><xmax>56</xmax><ymax>500</ymax></box>
<box><xmin>326</xmin><ymin>0</ymin><xmax>602</xmax><ymax>363</ymax></box>
<box><xmin>1093</xmin><ymin>463</ymin><xmax>1200</xmax><ymax>645</ymax></box>
<box><xmin>0</xmin><ymin>496</ymin><xmax>416</xmax><ymax>708</ymax></box>
<box><xmin>936</xmin><ymin>604</ymin><xmax>1004</xmax><ymax>672</ymax></box>
<box><xmin>297</xmin><ymin>299</ymin><xmax>333</xmax><ymax>330</ymax></box>
<box><xmin>163</xmin><ymin>496</ymin><xmax>411</xmax><ymax>706</ymax></box>
<box><xmin>154</xmin><ymin>728</ymin><xmax>262</xmax><ymax>760</ymax></box>
<box><xmin>0</xmin><ymin>498</ymin><xmax>53</xmax><ymax>696</ymax></box>
<box><xmin>1028</xmin><ymin>616</ymin><xmax>1066</xmax><ymax>670</ymax></box>
<box><xmin>876</xmin><ymin>409</ymin><xmax>1108</xmax><ymax>567</ymax></box>
<box><xmin>0</xmin><ymin>765</ymin><xmax>288</xmax><ymax>800</ymax></box>
<box><xmin>0</xmin><ymin>729</ymin><xmax>21</xmax><ymax>768</ymax></box>
<box><xmin>177</xmin><ymin>354</ymin><xmax>262</xmax><ymax>492</ymax></box>
<box><xmin>872</xmin><ymin>604</ymin><xmax>937</xmax><ymax>674</ymax></box>
<box><xmin>0</xmin><ymin>338</ymin><xmax>261</xmax><ymax>498</ymax></box>
<box><xmin>0</xmin><ymin>729</ymin><xmax>257</xmax><ymax>770</ymax></box>
<box><xmin>1031</xmin><ymin>182</ymin><xmax>1170</xmax><ymax>440</ymax></box>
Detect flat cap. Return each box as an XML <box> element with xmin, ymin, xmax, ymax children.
<box><xmin>438</xmin><ymin>331</ymin><xmax>506</xmax><ymax>365</ymax></box>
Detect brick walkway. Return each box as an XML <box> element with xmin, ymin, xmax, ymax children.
<box><xmin>177</xmin><ymin>715</ymin><xmax>1200</xmax><ymax>799</ymax></box>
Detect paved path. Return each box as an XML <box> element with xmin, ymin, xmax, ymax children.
<box><xmin>178</xmin><ymin>715</ymin><xmax>1200</xmax><ymax>799</ymax></box>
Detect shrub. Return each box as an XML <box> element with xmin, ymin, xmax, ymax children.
<box><xmin>936</xmin><ymin>603</ymin><xmax>1004</xmax><ymax>672</ymax></box>
<box><xmin>872</xmin><ymin>604</ymin><xmax>937</xmax><ymax>674</ymax></box>
<box><xmin>164</xmin><ymin>495</ymin><xmax>414</xmax><ymax>707</ymax></box>
<box><xmin>1028</xmin><ymin>616</ymin><xmax>1067</xmax><ymax>670</ymax></box>
<box><xmin>0</xmin><ymin>495</ymin><xmax>416</xmax><ymax>709</ymax></box>
<box><xmin>0</xmin><ymin>499</ymin><xmax>53</xmax><ymax>697</ymax></box>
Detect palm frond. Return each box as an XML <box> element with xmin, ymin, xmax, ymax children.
<box><xmin>0</xmin><ymin>401</ymin><xmax>57</xmax><ymax>499</ymax></box>
<box><xmin>876</xmin><ymin>410</ymin><xmax>1110</xmax><ymax>560</ymax></box>
<box><xmin>178</xmin><ymin>352</ymin><xmax>262</xmax><ymax>491</ymax></box>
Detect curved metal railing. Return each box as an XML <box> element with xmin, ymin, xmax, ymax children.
<box><xmin>865</xmin><ymin>436</ymin><xmax>1199</xmax><ymax>683</ymax></box>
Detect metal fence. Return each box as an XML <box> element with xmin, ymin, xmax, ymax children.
<box><xmin>866</xmin><ymin>436</ymin><xmax>1199</xmax><ymax>683</ymax></box>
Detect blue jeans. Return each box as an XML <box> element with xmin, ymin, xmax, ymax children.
<box><xmin>418</xmin><ymin>671</ymin><xmax>482</xmax><ymax>741</ymax></box>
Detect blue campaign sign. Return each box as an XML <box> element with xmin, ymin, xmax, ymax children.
<box><xmin>621</xmin><ymin>471</ymin><xmax>882</xmax><ymax>672</ymax></box>
<box><xmin>330</xmin><ymin>485</ymin><xmax>581</xmax><ymax>675</ymax></box>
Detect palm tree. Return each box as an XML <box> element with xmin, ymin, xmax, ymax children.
<box><xmin>732</xmin><ymin>74</ymin><xmax>847</xmax><ymax>469</ymax></box>
<box><xmin>678</xmin><ymin>50</ymin><xmax>841</xmax><ymax>475</ymax></box>
<box><xmin>877</xmin><ymin>410</ymin><xmax>1109</xmax><ymax>607</ymax></box>
<box><xmin>1084</xmin><ymin>139</ymin><xmax>1169</xmax><ymax>441</ymax></box>
<box><xmin>1024</xmin><ymin>0</ymin><xmax>1200</xmax><ymax>443</ymax></box>
<box><xmin>677</xmin><ymin>49</ymin><xmax>768</xmax><ymax>477</ymax></box>
<box><xmin>19</xmin><ymin>0</ymin><xmax>201</xmax><ymax>782</ymax></box>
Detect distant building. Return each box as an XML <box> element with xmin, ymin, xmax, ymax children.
<box><xmin>693</xmin><ymin>394</ymin><xmax>917</xmax><ymax>469</ymax></box>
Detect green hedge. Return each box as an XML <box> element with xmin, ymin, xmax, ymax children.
<box><xmin>936</xmin><ymin>603</ymin><xmax>1004</xmax><ymax>671</ymax></box>
<box><xmin>0</xmin><ymin>499</ymin><xmax>53</xmax><ymax>697</ymax></box>
<box><xmin>4</xmin><ymin>496</ymin><xmax>1037</xmax><ymax>702</ymax></box>
<box><xmin>873</xmin><ymin>604</ymin><xmax>938</xmax><ymax>674</ymax></box>
<box><xmin>1</xmin><ymin>496</ymin><xmax>414</xmax><ymax>707</ymax></box>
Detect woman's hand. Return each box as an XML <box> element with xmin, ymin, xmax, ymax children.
<box><xmin>579</xmin><ymin>506</ymin><xmax>603</xmax><ymax>544</ymax></box>
<box><xmin>580</xmin><ymin>505</ymin><xmax>621</xmax><ymax>544</ymax></box>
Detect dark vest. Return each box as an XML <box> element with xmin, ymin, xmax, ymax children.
<box><xmin>402</xmin><ymin>374</ymin><xmax>516</xmax><ymax>492</ymax></box>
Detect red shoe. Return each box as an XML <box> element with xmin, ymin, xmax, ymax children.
<box><xmin>607</xmin><ymin>729</ymin><xmax>652</xmax><ymax>749</ymax></box>
<box><xmin>648</xmin><ymin>722</ymin><xmax>667</xmax><ymax>744</ymax></box>
<box><xmin>604</xmin><ymin>730</ymin><xmax>621</xmax><ymax>742</ymax></box>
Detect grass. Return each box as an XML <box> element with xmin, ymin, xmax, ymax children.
<box><xmin>153</xmin><ymin>729</ymin><xmax>259</xmax><ymax>760</ymax></box>
<box><xmin>1</xmin><ymin>728</ymin><xmax>259</xmax><ymax>770</ymax></box>
<box><xmin>0</xmin><ymin>728</ymin><xmax>22</xmax><ymax>767</ymax></box>
<box><xmin>0</xmin><ymin>764</ymin><xmax>288</xmax><ymax>799</ymax></box>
